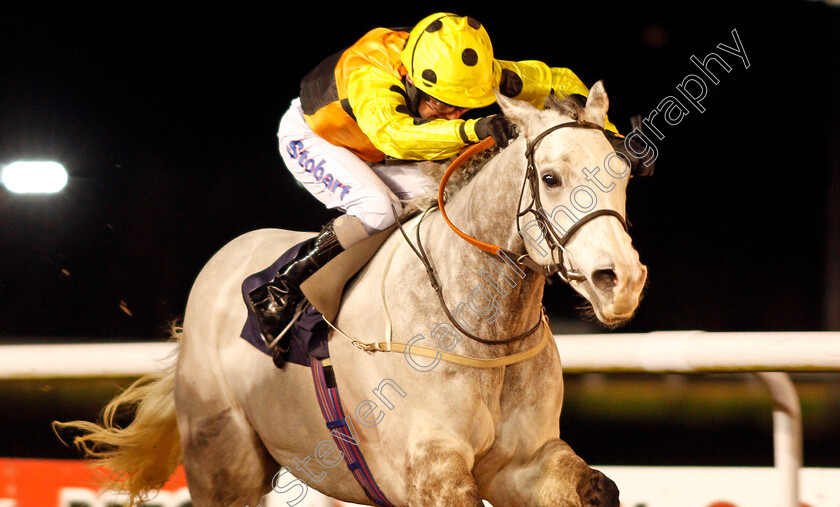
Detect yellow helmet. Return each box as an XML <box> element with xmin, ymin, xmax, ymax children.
<box><xmin>401</xmin><ymin>12</ymin><xmax>496</xmax><ymax>109</ymax></box>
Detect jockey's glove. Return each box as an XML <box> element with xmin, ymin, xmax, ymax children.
<box><xmin>475</xmin><ymin>114</ymin><xmax>519</xmax><ymax>148</ymax></box>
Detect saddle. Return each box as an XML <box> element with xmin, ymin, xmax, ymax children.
<box><xmin>239</xmin><ymin>225</ymin><xmax>396</xmax><ymax>366</ymax></box>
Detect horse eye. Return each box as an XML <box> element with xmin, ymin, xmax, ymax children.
<box><xmin>541</xmin><ymin>172</ymin><xmax>561</xmax><ymax>188</ymax></box>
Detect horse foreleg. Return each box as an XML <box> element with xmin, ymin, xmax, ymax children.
<box><xmin>403</xmin><ymin>437</ymin><xmax>484</xmax><ymax>507</ymax></box>
<box><xmin>481</xmin><ymin>438</ymin><xmax>618</xmax><ymax>507</ymax></box>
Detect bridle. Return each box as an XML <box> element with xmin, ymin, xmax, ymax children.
<box><xmin>395</xmin><ymin>120</ymin><xmax>629</xmax><ymax>346</ymax></box>
<box><xmin>516</xmin><ymin>120</ymin><xmax>629</xmax><ymax>283</ymax></box>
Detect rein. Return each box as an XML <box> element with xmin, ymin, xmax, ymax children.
<box><xmin>396</xmin><ymin>119</ymin><xmax>629</xmax><ymax>347</ymax></box>
<box><xmin>329</xmin><ymin>119</ymin><xmax>633</xmax><ymax>362</ymax></box>
<box><xmin>323</xmin><ymin>213</ymin><xmax>550</xmax><ymax>368</ymax></box>
<box><xmin>392</xmin><ymin>163</ymin><xmax>543</xmax><ymax>346</ymax></box>
<box><xmin>436</xmin><ymin>137</ymin><xmax>501</xmax><ymax>254</ymax></box>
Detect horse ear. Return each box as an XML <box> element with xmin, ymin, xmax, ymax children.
<box><xmin>582</xmin><ymin>80</ymin><xmax>609</xmax><ymax>127</ymax></box>
<box><xmin>496</xmin><ymin>92</ymin><xmax>536</xmax><ymax>134</ymax></box>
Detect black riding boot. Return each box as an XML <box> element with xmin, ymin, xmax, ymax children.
<box><xmin>247</xmin><ymin>220</ymin><xmax>344</xmax><ymax>365</ymax></box>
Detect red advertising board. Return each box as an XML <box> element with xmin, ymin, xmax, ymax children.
<box><xmin>0</xmin><ymin>458</ymin><xmax>188</xmax><ymax>507</ymax></box>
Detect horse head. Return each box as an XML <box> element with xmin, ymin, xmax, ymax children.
<box><xmin>499</xmin><ymin>82</ymin><xmax>648</xmax><ymax>326</ymax></box>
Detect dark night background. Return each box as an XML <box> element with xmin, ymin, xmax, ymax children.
<box><xmin>1</xmin><ymin>1</ymin><xmax>839</xmax><ymax>469</ymax></box>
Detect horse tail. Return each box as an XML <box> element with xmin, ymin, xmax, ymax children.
<box><xmin>54</xmin><ymin>327</ymin><xmax>183</xmax><ymax>507</ymax></box>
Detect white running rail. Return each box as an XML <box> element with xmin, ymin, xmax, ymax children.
<box><xmin>3</xmin><ymin>330</ymin><xmax>840</xmax><ymax>507</ymax></box>
<box><xmin>553</xmin><ymin>330</ymin><xmax>840</xmax><ymax>507</ymax></box>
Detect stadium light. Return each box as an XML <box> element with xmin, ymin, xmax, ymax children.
<box><xmin>0</xmin><ymin>161</ymin><xmax>68</xmax><ymax>194</ymax></box>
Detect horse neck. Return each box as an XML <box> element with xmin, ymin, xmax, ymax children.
<box><xmin>449</xmin><ymin>143</ymin><xmax>526</xmax><ymax>251</ymax></box>
<box><xmin>422</xmin><ymin>139</ymin><xmax>545</xmax><ymax>339</ymax></box>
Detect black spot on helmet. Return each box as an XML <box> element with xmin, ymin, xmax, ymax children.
<box><xmin>426</xmin><ymin>19</ymin><xmax>443</xmax><ymax>32</ymax></box>
<box><xmin>462</xmin><ymin>48</ymin><xmax>478</xmax><ymax>66</ymax></box>
<box><xmin>422</xmin><ymin>69</ymin><xmax>438</xmax><ymax>85</ymax></box>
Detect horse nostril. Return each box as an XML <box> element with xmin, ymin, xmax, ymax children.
<box><xmin>592</xmin><ymin>268</ymin><xmax>618</xmax><ymax>292</ymax></box>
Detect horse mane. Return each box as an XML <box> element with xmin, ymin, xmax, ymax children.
<box><xmin>404</xmin><ymin>93</ymin><xmax>583</xmax><ymax>211</ymax></box>
<box><xmin>545</xmin><ymin>92</ymin><xmax>585</xmax><ymax>120</ymax></box>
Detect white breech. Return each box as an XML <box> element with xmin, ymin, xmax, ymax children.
<box><xmin>277</xmin><ymin>98</ymin><xmax>436</xmax><ymax>231</ymax></box>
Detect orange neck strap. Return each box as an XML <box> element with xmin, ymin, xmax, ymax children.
<box><xmin>436</xmin><ymin>137</ymin><xmax>500</xmax><ymax>254</ymax></box>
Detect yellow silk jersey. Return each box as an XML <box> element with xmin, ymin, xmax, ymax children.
<box><xmin>299</xmin><ymin>27</ymin><xmax>615</xmax><ymax>163</ymax></box>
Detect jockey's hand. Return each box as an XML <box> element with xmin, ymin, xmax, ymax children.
<box><xmin>475</xmin><ymin>114</ymin><xmax>519</xmax><ymax>148</ymax></box>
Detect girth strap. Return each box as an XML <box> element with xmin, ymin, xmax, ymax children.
<box><xmin>310</xmin><ymin>357</ymin><xmax>395</xmax><ymax>506</ymax></box>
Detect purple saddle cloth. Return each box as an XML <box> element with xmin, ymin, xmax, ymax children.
<box><xmin>240</xmin><ymin>240</ymin><xmax>330</xmax><ymax>366</ymax></box>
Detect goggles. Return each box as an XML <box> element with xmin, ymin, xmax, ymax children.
<box><xmin>423</xmin><ymin>93</ymin><xmax>471</xmax><ymax>116</ymax></box>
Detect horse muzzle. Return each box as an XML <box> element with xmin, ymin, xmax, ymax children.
<box><xmin>582</xmin><ymin>261</ymin><xmax>648</xmax><ymax>324</ymax></box>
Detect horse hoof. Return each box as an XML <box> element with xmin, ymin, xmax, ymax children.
<box><xmin>576</xmin><ymin>467</ymin><xmax>619</xmax><ymax>507</ymax></box>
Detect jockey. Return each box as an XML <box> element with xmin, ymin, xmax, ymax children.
<box><xmin>249</xmin><ymin>12</ymin><xmax>621</xmax><ymax>362</ymax></box>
